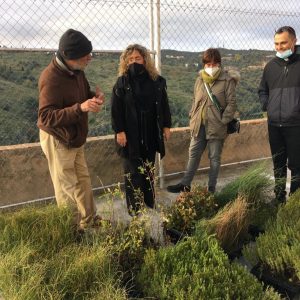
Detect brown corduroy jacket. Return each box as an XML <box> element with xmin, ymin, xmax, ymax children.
<box><xmin>37</xmin><ymin>58</ymin><xmax>94</xmax><ymax>147</ymax></box>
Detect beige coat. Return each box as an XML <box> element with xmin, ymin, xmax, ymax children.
<box><xmin>189</xmin><ymin>69</ymin><xmax>239</xmax><ymax>139</ymax></box>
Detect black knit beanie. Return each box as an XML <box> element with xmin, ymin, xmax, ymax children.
<box><xmin>58</xmin><ymin>29</ymin><xmax>92</xmax><ymax>60</ymax></box>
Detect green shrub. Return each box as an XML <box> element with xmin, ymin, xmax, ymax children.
<box><xmin>244</xmin><ymin>190</ymin><xmax>300</xmax><ymax>284</ymax></box>
<box><xmin>137</xmin><ymin>231</ymin><xmax>280</xmax><ymax>299</ymax></box>
<box><xmin>109</xmin><ymin>215</ymin><xmax>157</xmax><ymax>297</ymax></box>
<box><xmin>276</xmin><ymin>189</ymin><xmax>300</xmax><ymax>227</ymax></box>
<box><xmin>163</xmin><ymin>185</ymin><xmax>218</xmax><ymax>234</ymax></box>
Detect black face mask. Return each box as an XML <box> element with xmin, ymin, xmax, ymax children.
<box><xmin>128</xmin><ymin>62</ymin><xmax>146</xmax><ymax>77</ymax></box>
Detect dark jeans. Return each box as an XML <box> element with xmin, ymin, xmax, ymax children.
<box><xmin>123</xmin><ymin>151</ymin><xmax>156</xmax><ymax>215</ymax></box>
<box><xmin>268</xmin><ymin>125</ymin><xmax>300</xmax><ymax>200</ymax></box>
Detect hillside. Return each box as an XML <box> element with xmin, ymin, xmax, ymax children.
<box><xmin>0</xmin><ymin>49</ymin><xmax>274</xmax><ymax>146</ymax></box>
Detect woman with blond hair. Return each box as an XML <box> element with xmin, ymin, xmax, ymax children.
<box><xmin>111</xmin><ymin>44</ymin><xmax>171</xmax><ymax>216</ymax></box>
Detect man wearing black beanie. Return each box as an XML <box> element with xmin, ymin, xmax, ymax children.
<box><xmin>38</xmin><ymin>29</ymin><xmax>105</xmax><ymax>233</ymax></box>
<box><xmin>58</xmin><ymin>28</ymin><xmax>92</xmax><ymax>60</ymax></box>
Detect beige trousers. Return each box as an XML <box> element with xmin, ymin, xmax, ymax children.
<box><xmin>40</xmin><ymin>130</ymin><xmax>96</xmax><ymax>227</ymax></box>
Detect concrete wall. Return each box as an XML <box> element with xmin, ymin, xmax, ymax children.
<box><xmin>0</xmin><ymin>119</ymin><xmax>271</xmax><ymax>207</ymax></box>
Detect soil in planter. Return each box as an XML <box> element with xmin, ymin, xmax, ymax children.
<box><xmin>248</xmin><ymin>224</ymin><xmax>265</xmax><ymax>240</ymax></box>
<box><xmin>251</xmin><ymin>264</ymin><xmax>300</xmax><ymax>299</ymax></box>
<box><xmin>224</xmin><ymin>225</ymin><xmax>264</xmax><ymax>260</ymax></box>
<box><xmin>165</xmin><ymin>228</ymin><xmax>187</xmax><ymax>244</ymax></box>
<box><xmin>225</xmin><ymin>243</ymin><xmax>243</xmax><ymax>261</ymax></box>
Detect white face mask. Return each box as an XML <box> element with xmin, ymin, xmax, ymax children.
<box><xmin>276</xmin><ymin>48</ymin><xmax>293</xmax><ymax>60</ymax></box>
<box><xmin>204</xmin><ymin>66</ymin><xmax>220</xmax><ymax>77</ymax></box>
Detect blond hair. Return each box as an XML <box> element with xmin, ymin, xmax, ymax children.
<box><xmin>118</xmin><ymin>44</ymin><xmax>159</xmax><ymax>80</ymax></box>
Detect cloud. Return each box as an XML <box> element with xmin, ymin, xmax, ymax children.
<box><xmin>1</xmin><ymin>0</ymin><xmax>300</xmax><ymax>51</ymax></box>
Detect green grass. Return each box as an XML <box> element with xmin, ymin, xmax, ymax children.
<box><xmin>215</xmin><ymin>162</ymin><xmax>273</xmax><ymax>208</ymax></box>
<box><xmin>0</xmin><ymin>204</ymin><xmax>127</xmax><ymax>299</ymax></box>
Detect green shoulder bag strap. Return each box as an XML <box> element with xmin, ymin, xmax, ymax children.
<box><xmin>204</xmin><ymin>82</ymin><xmax>224</xmax><ymax>114</ymax></box>
<box><xmin>204</xmin><ymin>82</ymin><xmax>240</xmax><ymax>134</ymax></box>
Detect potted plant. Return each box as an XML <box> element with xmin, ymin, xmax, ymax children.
<box><xmin>163</xmin><ymin>185</ymin><xmax>218</xmax><ymax>241</ymax></box>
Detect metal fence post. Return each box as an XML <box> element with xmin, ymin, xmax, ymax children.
<box><xmin>149</xmin><ymin>0</ymin><xmax>154</xmax><ymax>55</ymax></box>
<box><xmin>153</xmin><ymin>0</ymin><xmax>164</xmax><ymax>189</ymax></box>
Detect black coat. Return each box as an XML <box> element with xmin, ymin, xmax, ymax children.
<box><xmin>111</xmin><ymin>74</ymin><xmax>171</xmax><ymax>159</ymax></box>
<box><xmin>258</xmin><ymin>52</ymin><xmax>300</xmax><ymax>127</ymax></box>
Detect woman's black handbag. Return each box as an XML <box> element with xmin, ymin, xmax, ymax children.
<box><xmin>204</xmin><ymin>83</ymin><xmax>240</xmax><ymax>134</ymax></box>
<box><xmin>227</xmin><ymin>118</ymin><xmax>240</xmax><ymax>134</ymax></box>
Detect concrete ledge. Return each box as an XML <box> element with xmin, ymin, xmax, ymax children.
<box><xmin>0</xmin><ymin>119</ymin><xmax>271</xmax><ymax>207</ymax></box>
<box><xmin>164</xmin><ymin>119</ymin><xmax>270</xmax><ymax>173</ymax></box>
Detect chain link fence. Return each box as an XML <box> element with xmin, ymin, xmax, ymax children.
<box><xmin>160</xmin><ymin>0</ymin><xmax>300</xmax><ymax>127</ymax></box>
<box><xmin>1</xmin><ymin>0</ymin><xmax>300</xmax><ymax>203</ymax></box>
<box><xmin>1</xmin><ymin>0</ymin><xmax>300</xmax><ymax>146</ymax></box>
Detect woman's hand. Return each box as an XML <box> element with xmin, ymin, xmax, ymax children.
<box><xmin>163</xmin><ymin>127</ymin><xmax>171</xmax><ymax>141</ymax></box>
<box><xmin>117</xmin><ymin>131</ymin><xmax>127</xmax><ymax>147</ymax></box>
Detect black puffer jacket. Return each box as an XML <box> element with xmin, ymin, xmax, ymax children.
<box><xmin>258</xmin><ymin>51</ymin><xmax>300</xmax><ymax>127</ymax></box>
<box><xmin>111</xmin><ymin>74</ymin><xmax>171</xmax><ymax>159</ymax></box>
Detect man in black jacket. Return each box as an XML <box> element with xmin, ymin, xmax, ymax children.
<box><xmin>259</xmin><ymin>26</ymin><xmax>300</xmax><ymax>202</ymax></box>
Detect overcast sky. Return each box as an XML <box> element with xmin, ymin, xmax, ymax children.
<box><xmin>1</xmin><ymin>0</ymin><xmax>300</xmax><ymax>52</ymax></box>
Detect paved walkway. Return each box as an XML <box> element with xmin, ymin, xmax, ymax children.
<box><xmin>95</xmin><ymin>159</ymin><xmax>283</xmax><ymax>242</ymax></box>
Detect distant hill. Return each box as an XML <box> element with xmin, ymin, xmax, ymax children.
<box><xmin>0</xmin><ymin>48</ymin><xmax>274</xmax><ymax>146</ymax></box>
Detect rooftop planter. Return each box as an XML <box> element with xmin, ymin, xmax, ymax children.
<box><xmin>137</xmin><ymin>231</ymin><xmax>280</xmax><ymax>299</ymax></box>
<box><xmin>243</xmin><ymin>190</ymin><xmax>300</xmax><ymax>298</ymax></box>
